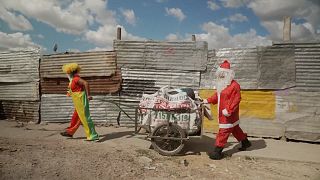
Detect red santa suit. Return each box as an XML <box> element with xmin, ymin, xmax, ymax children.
<box><xmin>206</xmin><ymin>60</ymin><xmax>247</xmax><ymax>148</ymax></box>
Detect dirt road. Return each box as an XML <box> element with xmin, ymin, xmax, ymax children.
<box><xmin>0</xmin><ymin>120</ymin><xmax>319</xmax><ymax>180</ymax></box>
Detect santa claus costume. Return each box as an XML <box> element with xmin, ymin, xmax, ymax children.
<box><xmin>204</xmin><ymin>60</ymin><xmax>251</xmax><ymax>160</ymax></box>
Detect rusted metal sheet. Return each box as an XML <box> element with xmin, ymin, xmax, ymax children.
<box><xmin>114</xmin><ymin>40</ymin><xmax>208</xmax><ymax>71</ymax></box>
<box><xmin>41</xmin><ymin>94</ymin><xmax>120</xmax><ymax>123</ymax></box>
<box><xmin>275</xmin><ymin>90</ymin><xmax>320</xmax><ymax>142</ymax></box>
<box><xmin>41</xmin><ymin>51</ymin><xmax>117</xmax><ymax>78</ymax></box>
<box><xmin>201</xmin><ymin>46</ymin><xmax>295</xmax><ymax>90</ymax></box>
<box><xmin>41</xmin><ymin>69</ymin><xmax>121</xmax><ymax>94</ymax></box>
<box><xmin>241</xmin><ymin>90</ymin><xmax>320</xmax><ymax>141</ymax></box>
<box><xmin>0</xmin><ymin>82</ymin><xmax>39</xmax><ymax>101</ymax></box>
<box><xmin>117</xmin><ymin>96</ymin><xmax>140</xmax><ymax>126</ymax></box>
<box><xmin>257</xmin><ymin>44</ymin><xmax>295</xmax><ymax>89</ymax></box>
<box><xmin>0</xmin><ymin>49</ymin><xmax>40</xmax><ymax>101</ymax></box>
<box><xmin>0</xmin><ymin>101</ymin><xmax>40</xmax><ymax>122</ymax></box>
<box><xmin>121</xmin><ymin>68</ymin><xmax>200</xmax><ymax>97</ymax></box>
<box><xmin>0</xmin><ymin>49</ymin><xmax>40</xmax><ymax>83</ymax></box>
<box><xmin>273</xmin><ymin>42</ymin><xmax>320</xmax><ymax>92</ymax></box>
<box><xmin>201</xmin><ymin>47</ymin><xmax>259</xmax><ymax>89</ymax></box>
<box><xmin>240</xmin><ymin>119</ymin><xmax>284</xmax><ymax>138</ymax></box>
<box><xmin>295</xmin><ymin>43</ymin><xmax>320</xmax><ymax>92</ymax></box>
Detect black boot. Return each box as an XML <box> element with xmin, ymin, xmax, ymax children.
<box><xmin>209</xmin><ymin>146</ymin><xmax>224</xmax><ymax>160</ymax></box>
<box><xmin>238</xmin><ymin>138</ymin><xmax>251</xmax><ymax>151</ymax></box>
<box><xmin>60</xmin><ymin>131</ymin><xmax>73</xmax><ymax>138</ymax></box>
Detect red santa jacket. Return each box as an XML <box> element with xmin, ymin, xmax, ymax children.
<box><xmin>207</xmin><ymin>80</ymin><xmax>241</xmax><ymax>125</ymax></box>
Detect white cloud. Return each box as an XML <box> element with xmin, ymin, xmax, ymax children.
<box><xmin>165</xmin><ymin>33</ymin><xmax>179</xmax><ymax>41</ymax></box>
<box><xmin>88</xmin><ymin>47</ymin><xmax>110</xmax><ymax>52</ymax></box>
<box><xmin>229</xmin><ymin>13</ymin><xmax>248</xmax><ymax>22</ymax></box>
<box><xmin>165</xmin><ymin>7</ymin><xmax>186</xmax><ymax>22</ymax></box>
<box><xmin>85</xmin><ymin>25</ymin><xmax>145</xmax><ymax>49</ymax></box>
<box><xmin>121</xmin><ymin>9</ymin><xmax>136</xmax><ymax>25</ymax></box>
<box><xmin>66</xmin><ymin>48</ymin><xmax>80</xmax><ymax>53</ymax></box>
<box><xmin>247</xmin><ymin>0</ymin><xmax>320</xmax><ymax>42</ymax></box>
<box><xmin>0</xmin><ymin>0</ymin><xmax>87</xmax><ymax>34</ymax></box>
<box><xmin>85</xmin><ymin>25</ymin><xmax>116</xmax><ymax>49</ymax></box>
<box><xmin>0</xmin><ymin>31</ymin><xmax>40</xmax><ymax>50</ymax></box>
<box><xmin>207</xmin><ymin>1</ymin><xmax>220</xmax><ymax>11</ymax></box>
<box><xmin>196</xmin><ymin>21</ymin><xmax>271</xmax><ymax>49</ymax></box>
<box><xmin>220</xmin><ymin>0</ymin><xmax>249</xmax><ymax>8</ymax></box>
<box><xmin>0</xmin><ymin>0</ymin><xmax>116</xmax><ymax>35</ymax></box>
<box><xmin>0</xmin><ymin>6</ymin><xmax>33</xmax><ymax>31</ymax></box>
<box><xmin>165</xmin><ymin>22</ymin><xmax>271</xmax><ymax>49</ymax></box>
<box><xmin>81</xmin><ymin>0</ymin><xmax>116</xmax><ymax>25</ymax></box>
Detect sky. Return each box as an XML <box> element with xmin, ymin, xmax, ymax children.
<box><xmin>0</xmin><ymin>0</ymin><xmax>319</xmax><ymax>54</ymax></box>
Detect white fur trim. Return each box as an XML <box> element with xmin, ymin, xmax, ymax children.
<box><xmin>203</xmin><ymin>99</ymin><xmax>208</xmax><ymax>104</ymax></box>
<box><xmin>219</xmin><ymin>120</ymin><xmax>240</xmax><ymax>128</ymax></box>
<box><xmin>222</xmin><ymin>108</ymin><xmax>230</xmax><ymax>117</ymax></box>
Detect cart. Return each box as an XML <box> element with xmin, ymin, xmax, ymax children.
<box><xmin>134</xmin><ymin>102</ymin><xmax>208</xmax><ymax>156</ymax></box>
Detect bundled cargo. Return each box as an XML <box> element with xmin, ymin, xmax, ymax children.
<box><xmin>138</xmin><ymin>86</ymin><xmax>201</xmax><ymax>135</ymax></box>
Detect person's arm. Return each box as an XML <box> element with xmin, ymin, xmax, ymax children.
<box><xmin>224</xmin><ymin>84</ymin><xmax>241</xmax><ymax>115</ymax></box>
<box><xmin>204</xmin><ymin>92</ymin><xmax>218</xmax><ymax>104</ymax></box>
<box><xmin>78</xmin><ymin>78</ymin><xmax>92</xmax><ymax>100</ymax></box>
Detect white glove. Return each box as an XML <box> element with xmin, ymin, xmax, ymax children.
<box><xmin>203</xmin><ymin>99</ymin><xmax>208</xmax><ymax>104</ymax></box>
<box><xmin>222</xmin><ymin>108</ymin><xmax>231</xmax><ymax>117</ymax></box>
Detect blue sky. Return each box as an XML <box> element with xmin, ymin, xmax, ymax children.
<box><xmin>0</xmin><ymin>0</ymin><xmax>319</xmax><ymax>53</ymax></box>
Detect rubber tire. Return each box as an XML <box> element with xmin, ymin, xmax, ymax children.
<box><xmin>151</xmin><ymin>123</ymin><xmax>186</xmax><ymax>156</ymax></box>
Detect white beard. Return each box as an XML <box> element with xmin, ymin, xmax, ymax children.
<box><xmin>216</xmin><ymin>79</ymin><xmax>230</xmax><ymax>94</ymax></box>
<box><xmin>215</xmin><ymin>68</ymin><xmax>234</xmax><ymax>94</ymax></box>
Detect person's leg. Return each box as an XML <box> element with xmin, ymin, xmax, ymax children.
<box><xmin>215</xmin><ymin>128</ymin><xmax>232</xmax><ymax>147</ymax></box>
<box><xmin>73</xmin><ymin>92</ymin><xmax>99</xmax><ymax>141</ymax></box>
<box><xmin>82</xmin><ymin>97</ymin><xmax>99</xmax><ymax>141</ymax></box>
<box><xmin>66</xmin><ymin>110</ymin><xmax>79</xmax><ymax>129</ymax></box>
<box><xmin>232</xmin><ymin>125</ymin><xmax>251</xmax><ymax>151</ymax></box>
<box><xmin>232</xmin><ymin>125</ymin><xmax>247</xmax><ymax>141</ymax></box>
<box><xmin>61</xmin><ymin>110</ymin><xmax>81</xmax><ymax>137</ymax></box>
<box><xmin>210</xmin><ymin>128</ymin><xmax>232</xmax><ymax>160</ymax></box>
<box><xmin>66</xmin><ymin>110</ymin><xmax>81</xmax><ymax>135</ymax></box>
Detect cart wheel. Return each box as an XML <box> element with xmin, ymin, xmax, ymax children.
<box><xmin>151</xmin><ymin>123</ymin><xmax>186</xmax><ymax>156</ymax></box>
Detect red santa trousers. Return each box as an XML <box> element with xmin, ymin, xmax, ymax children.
<box><xmin>215</xmin><ymin>124</ymin><xmax>247</xmax><ymax>148</ymax></box>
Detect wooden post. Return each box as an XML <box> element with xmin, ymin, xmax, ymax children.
<box><xmin>283</xmin><ymin>16</ymin><xmax>291</xmax><ymax>42</ymax></box>
<box><xmin>192</xmin><ymin>34</ymin><xmax>196</xmax><ymax>41</ymax></box>
<box><xmin>117</xmin><ymin>27</ymin><xmax>122</xmax><ymax>40</ymax></box>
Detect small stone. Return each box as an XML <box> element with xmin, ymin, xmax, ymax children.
<box><xmin>208</xmin><ymin>164</ymin><xmax>216</xmax><ymax>169</ymax></box>
<box><xmin>180</xmin><ymin>159</ymin><xmax>189</xmax><ymax>167</ymax></box>
<box><xmin>138</xmin><ymin>156</ymin><xmax>153</xmax><ymax>165</ymax></box>
<box><xmin>144</xmin><ymin>166</ymin><xmax>156</xmax><ymax>170</ymax></box>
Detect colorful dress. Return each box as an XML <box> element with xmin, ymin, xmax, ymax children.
<box><xmin>65</xmin><ymin>74</ymin><xmax>99</xmax><ymax>141</ymax></box>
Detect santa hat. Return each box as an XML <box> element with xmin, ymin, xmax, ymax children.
<box><xmin>220</xmin><ymin>60</ymin><xmax>231</xmax><ymax>69</ymax></box>
<box><xmin>215</xmin><ymin>59</ymin><xmax>235</xmax><ymax>81</ymax></box>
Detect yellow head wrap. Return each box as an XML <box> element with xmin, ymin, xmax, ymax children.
<box><xmin>62</xmin><ymin>63</ymin><xmax>81</xmax><ymax>74</ymax></box>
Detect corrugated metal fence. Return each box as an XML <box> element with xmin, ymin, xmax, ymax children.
<box><xmin>200</xmin><ymin>42</ymin><xmax>320</xmax><ymax>142</ymax></box>
<box><xmin>114</xmin><ymin>40</ymin><xmax>208</xmax><ymax>124</ymax></box>
<box><xmin>200</xmin><ymin>46</ymin><xmax>295</xmax><ymax>90</ymax></box>
<box><xmin>114</xmin><ymin>40</ymin><xmax>208</xmax><ymax>71</ymax></box>
<box><xmin>1</xmin><ymin>41</ymin><xmax>319</xmax><ymax>142</ymax></box>
<box><xmin>39</xmin><ymin>51</ymin><xmax>121</xmax><ymax>124</ymax></box>
<box><xmin>0</xmin><ymin>48</ymin><xmax>40</xmax><ymax>122</ymax></box>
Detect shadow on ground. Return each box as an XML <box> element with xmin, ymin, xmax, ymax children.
<box><xmin>71</xmin><ymin>130</ymin><xmax>135</xmax><ymax>142</ymax></box>
<box><xmin>180</xmin><ymin>135</ymin><xmax>267</xmax><ymax>157</ymax></box>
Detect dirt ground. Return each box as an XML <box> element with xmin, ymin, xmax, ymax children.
<box><xmin>0</xmin><ymin>120</ymin><xmax>319</xmax><ymax>180</ymax></box>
